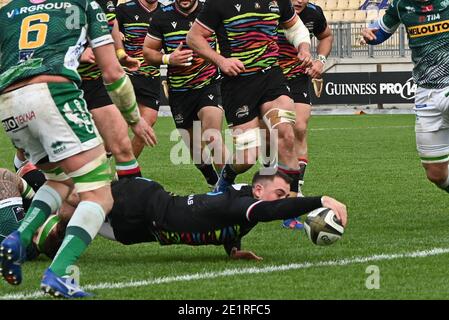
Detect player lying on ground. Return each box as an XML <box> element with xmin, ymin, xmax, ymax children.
<box><xmin>1</xmin><ymin>166</ymin><xmax>347</xmax><ymax>263</ymax></box>
<box><xmin>35</xmin><ymin>170</ymin><xmax>347</xmax><ymax>264</ymax></box>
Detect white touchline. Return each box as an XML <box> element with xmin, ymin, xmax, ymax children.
<box><xmin>310</xmin><ymin>125</ymin><xmax>413</xmax><ymax>131</ymax></box>
<box><xmin>2</xmin><ymin>247</ymin><xmax>449</xmax><ymax>300</ymax></box>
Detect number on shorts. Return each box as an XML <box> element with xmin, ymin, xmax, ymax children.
<box><xmin>19</xmin><ymin>13</ymin><xmax>50</xmax><ymax>50</ymax></box>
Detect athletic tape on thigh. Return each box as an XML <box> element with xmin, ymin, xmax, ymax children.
<box><xmin>67</xmin><ymin>154</ymin><xmax>112</xmax><ymax>193</ymax></box>
<box><xmin>233</xmin><ymin>128</ymin><xmax>261</xmax><ymax>151</ymax></box>
<box><xmin>263</xmin><ymin>108</ymin><xmax>296</xmax><ymax>130</ymax></box>
<box><xmin>43</xmin><ymin>166</ymin><xmax>70</xmax><ymax>182</ymax></box>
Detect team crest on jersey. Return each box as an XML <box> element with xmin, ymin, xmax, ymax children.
<box><xmin>405</xmin><ymin>6</ymin><xmax>415</xmax><ymax>13</ymax></box>
<box><xmin>269</xmin><ymin>1</ymin><xmax>280</xmax><ymax>13</ymax></box>
<box><xmin>106</xmin><ymin>1</ymin><xmax>114</xmax><ymax>11</ymax></box>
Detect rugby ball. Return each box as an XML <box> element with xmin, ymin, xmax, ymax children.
<box><xmin>304</xmin><ymin>208</ymin><xmax>344</xmax><ymax>246</ymax></box>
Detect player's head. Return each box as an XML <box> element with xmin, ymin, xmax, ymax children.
<box><xmin>33</xmin><ymin>215</ymin><xmax>67</xmax><ymax>259</ymax></box>
<box><xmin>175</xmin><ymin>0</ymin><xmax>197</xmax><ymax>12</ymax></box>
<box><xmin>292</xmin><ymin>0</ymin><xmax>308</xmax><ymax>14</ymax></box>
<box><xmin>251</xmin><ymin>171</ymin><xmax>292</xmax><ymax>201</ymax></box>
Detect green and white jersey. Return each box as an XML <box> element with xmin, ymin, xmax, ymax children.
<box><xmin>0</xmin><ymin>0</ymin><xmax>114</xmax><ymax>92</ymax></box>
<box><xmin>379</xmin><ymin>0</ymin><xmax>449</xmax><ymax>89</ymax></box>
<box><xmin>0</xmin><ymin>197</ymin><xmax>24</xmax><ymax>243</ymax></box>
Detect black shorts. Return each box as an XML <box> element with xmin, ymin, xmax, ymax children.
<box><xmin>221</xmin><ymin>66</ymin><xmax>290</xmax><ymax>127</ymax></box>
<box><xmin>129</xmin><ymin>75</ymin><xmax>160</xmax><ymax>111</ymax></box>
<box><xmin>169</xmin><ymin>83</ymin><xmax>222</xmax><ymax>129</ymax></box>
<box><xmin>81</xmin><ymin>78</ymin><xmax>112</xmax><ymax>110</ymax></box>
<box><xmin>287</xmin><ymin>75</ymin><xmax>311</xmax><ymax>105</ymax></box>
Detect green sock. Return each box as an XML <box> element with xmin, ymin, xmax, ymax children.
<box><xmin>17</xmin><ymin>185</ymin><xmax>61</xmax><ymax>248</ymax></box>
<box><xmin>49</xmin><ymin>226</ymin><xmax>91</xmax><ymax>276</ymax></box>
<box><xmin>49</xmin><ymin>201</ymin><xmax>104</xmax><ymax>277</ymax></box>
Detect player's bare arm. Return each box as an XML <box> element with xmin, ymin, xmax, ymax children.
<box><xmin>143</xmin><ymin>37</ymin><xmax>193</xmax><ymax>67</ymax></box>
<box><xmin>308</xmin><ymin>26</ymin><xmax>333</xmax><ymax>79</ymax></box>
<box><xmin>94</xmin><ymin>44</ymin><xmax>157</xmax><ymax>147</ymax></box>
<box><xmin>112</xmin><ymin>20</ymin><xmax>140</xmax><ymax>72</ymax></box>
<box><xmin>282</xmin><ymin>15</ymin><xmax>312</xmax><ymax>69</ymax></box>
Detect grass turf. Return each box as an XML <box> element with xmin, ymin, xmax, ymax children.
<box><xmin>1</xmin><ymin>114</ymin><xmax>449</xmax><ymax>299</ymax></box>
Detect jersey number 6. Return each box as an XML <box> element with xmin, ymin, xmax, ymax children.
<box><xmin>19</xmin><ymin>13</ymin><xmax>50</xmax><ymax>50</ymax></box>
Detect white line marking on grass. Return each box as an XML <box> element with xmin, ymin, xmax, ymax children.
<box><xmin>2</xmin><ymin>247</ymin><xmax>449</xmax><ymax>300</ymax></box>
<box><xmin>310</xmin><ymin>125</ymin><xmax>413</xmax><ymax>131</ymax></box>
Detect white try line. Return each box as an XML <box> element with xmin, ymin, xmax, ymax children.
<box><xmin>2</xmin><ymin>246</ymin><xmax>448</xmax><ymax>300</ymax></box>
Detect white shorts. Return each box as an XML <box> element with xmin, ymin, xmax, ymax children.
<box><xmin>414</xmin><ymin>86</ymin><xmax>449</xmax><ymax>163</ymax></box>
<box><xmin>0</xmin><ymin>82</ymin><xmax>102</xmax><ymax>164</ymax></box>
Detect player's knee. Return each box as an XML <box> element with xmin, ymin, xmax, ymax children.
<box><xmin>67</xmin><ymin>153</ymin><xmax>113</xmax><ymax>195</ymax></box>
<box><xmin>276</xmin><ymin>124</ymin><xmax>296</xmax><ymax>149</ymax></box>
<box><xmin>294</xmin><ymin>118</ymin><xmax>307</xmax><ymax>136</ymax></box>
<box><xmin>233</xmin><ymin>128</ymin><xmax>260</xmax><ymax>165</ymax></box>
<box><xmin>426</xmin><ymin>169</ymin><xmax>448</xmax><ymax>186</ymax></box>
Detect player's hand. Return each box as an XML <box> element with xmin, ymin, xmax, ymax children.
<box><xmin>120</xmin><ymin>55</ymin><xmax>141</xmax><ymax>72</ymax></box>
<box><xmin>80</xmin><ymin>47</ymin><xmax>95</xmax><ymax>64</ymax></box>
<box><xmin>360</xmin><ymin>28</ymin><xmax>378</xmax><ymax>45</ymax></box>
<box><xmin>298</xmin><ymin>50</ymin><xmax>312</xmax><ymax>69</ymax></box>
<box><xmin>169</xmin><ymin>42</ymin><xmax>193</xmax><ymax>67</ymax></box>
<box><xmin>217</xmin><ymin>57</ymin><xmax>245</xmax><ymax>77</ymax></box>
<box><xmin>230</xmin><ymin>247</ymin><xmax>263</xmax><ymax>261</ymax></box>
<box><xmin>307</xmin><ymin>60</ymin><xmax>325</xmax><ymax>79</ymax></box>
<box><xmin>321</xmin><ymin>196</ymin><xmax>347</xmax><ymax>227</ymax></box>
<box><xmin>130</xmin><ymin>118</ymin><xmax>157</xmax><ymax>147</ymax></box>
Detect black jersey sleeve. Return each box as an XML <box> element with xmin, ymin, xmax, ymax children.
<box><xmin>313</xmin><ymin>6</ymin><xmax>328</xmax><ymax>37</ymax></box>
<box><xmin>115</xmin><ymin>4</ymin><xmax>125</xmax><ymax>33</ymax></box>
<box><xmin>247</xmin><ymin>196</ymin><xmax>323</xmax><ymax>222</ymax></box>
<box><xmin>147</xmin><ymin>11</ymin><xmax>163</xmax><ymax>40</ymax></box>
<box><xmin>279</xmin><ymin>0</ymin><xmax>296</xmax><ymax>24</ymax></box>
<box><xmin>195</xmin><ymin>0</ymin><xmax>222</xmax><ymax>33</ymax></box>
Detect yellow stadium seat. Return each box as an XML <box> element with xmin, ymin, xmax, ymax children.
<box><xmin>313</xmin><ymin>0</ymin><xmax>327</xmax><ymax>9</ymax></box>
<box><xmin>354</xmin><ymin>10</ymin><xmax>367</xmax><ymax>22</ymax></box>
<box><xmin>343</xmin><ymin>10</ymin><xmax>356</xmax><ymax>22</ymax></box>
<box><xmin>337</xmin><ymin>0</ymin><xmax>349</xmax><ymax>11</ymax></box>
<box><xmin>326</xmin><ymin>1</ymin><xmax>338</xmax><ymax>10</ymax></box>
<box><xmin>348</xmin><ymin>0</ymin><xmax>362</xmax><ymax>10</ymax></box>
<box><xmin>332</xmin><ymin>11</ymin><xmax>345</xmax><ymax>22</ymax></box>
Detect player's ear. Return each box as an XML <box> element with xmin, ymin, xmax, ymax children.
<box><xmin>252</xmin><ymin>183</ymin><xmax>264</xmax><ymax>199</ymax></box>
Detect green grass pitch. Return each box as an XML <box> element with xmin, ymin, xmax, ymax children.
<box><xmin>1</xmin><ymin>114</ymin><xmax>449</xmax><ymax>299</ymax></box>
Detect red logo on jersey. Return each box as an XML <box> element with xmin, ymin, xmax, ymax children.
<box><xmin>421</xmin><ymin>5</ymin><xmax>433</xmax><ymax>12</ymax></box>
<box><xmin>419</xmin><ymin>16</ymin><xmax>426</xmax><ymax>22</ymax></box>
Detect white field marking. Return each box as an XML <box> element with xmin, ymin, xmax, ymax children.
<box><xmin>2</xmin><ymin>247</ymin><xmax>449</xmax><ymax>300</ymax></box>
<box><xmin>310</xmin><ymin>125</ymin><xmax>413</xmax><ymax>131</ymax></box>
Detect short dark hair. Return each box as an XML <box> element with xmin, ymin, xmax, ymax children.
<box><xmin>251</xmin><ymin>170</ymin><xmax>292</xmax><ymax>186</ymax></box>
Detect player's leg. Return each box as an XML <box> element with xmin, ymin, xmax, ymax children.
<box><xmin>0</xmin><ymin>82</ymin><xmax>109</xmax><ymax>291</ymax></box>
<box><xmin>215</xmin><ymin>118</ymin><xmax>261</xmax><ymax>192</ymax></box>
<box><xmin>289</xmin><ymin>76</ymin><xmax>312</xmax><ymax>195</ymax></box>
<box><xmin>197</xmin><ymin>84</ymin><xmax>227</xmax><ymax>186</ymax></box>
<box><xmin>130</xmin><ymin>75</ymin><xmax>160</xmax><ymax>158</ymax></box>
<box><xmin>415</xmin><ymin>86</ymin><xmax>449</xmax><ymax>192</ymax></box>
<box><xmin>214</xmin><ymin>76</ymin><xmax>262</xmax><ymax>191</ymax></box>
<box><xmin>83</xmin><ymin>79</ymin><xmax>141</xmax><ymax>179</ymax></box>
<box><xmin>90</xmin><ymin>105</ymin><xmax>141</xmax><ymax>179</ymax></box>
